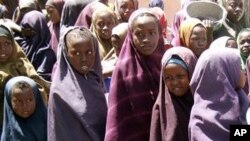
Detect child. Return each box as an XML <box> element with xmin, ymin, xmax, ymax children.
<box><xmin>102</xmin><ymin>23</ymin><xmax>128</xmax><ymax>92</ymax></box>
<box><xmin>210</xmin><ymin>36</ymin><xmax>237</xmax><ymax>49</ymax></box>
<box><xmin>189</xmin><ymin>47</ymin><xmax>249</xmax><ymax>141</ymax></box>
<box><xmin>90</xmin><ymin>7</ymin><xmax>117</xmax><ymax>61</ymax></box>
<box><xmin>237</xmin><ymin>28</ymin><xmax>250</xmax><ymax>70</ymax></box>
<box><xmin>114</xmin><ymin>0</ymin><xmax>138</xmax><ymax>23</ymax></box>
<box><xmin>1</xmin><ymin>76</ymin><xmax>47</xmax><ymax>141</ymax></box>
<box><xmin>0</xmin><ymin>24</ymin><xmax>49</xmax><ymax>129</ymax></box>
<box><xmin>45</xmin><ymin>0</ymin><xmax>65</xmax><ymax>54</ymax></box>
<box><xmin>150</xmin><ymin>46</ymin><xmax>197</xmax><ymax>141</ymax></box>
<box><xmin>16</xmin><ymin>10</ymin><xmax>56</xmax><ymax>81</ymax></box>
<box><xmin>180</xmin><ymin>18</ymin><xmax>208</xmax><ymax>57</ymax></box>
<box><xmin>214</xmin><ymin>0</ymin><xmax>244</xmax><ymax>39</ymax></box>
<box><xmin>105</xmin><ymin>9</ymin><xmax>165</xmax><ymax>141</ymax></box>
<box><xmin>48</xmin><ymin>26</ymin><xmax>107</xmax><ymax>141</ymax></box>
<box><xmin>75</xmin><ymin>1</ymin><xmax>108</xmax><ymax>29</ymax></box>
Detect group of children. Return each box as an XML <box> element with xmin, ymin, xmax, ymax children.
<box><xmin>0</xmin><ymin>0</ymin><xmax>249</xmax><ymax>141</ymax></box>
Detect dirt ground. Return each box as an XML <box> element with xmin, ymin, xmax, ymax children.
<box><xmin>110</xmin><ymin>0</ymin><xmax>181</xmax><ymax>27</ymax></box>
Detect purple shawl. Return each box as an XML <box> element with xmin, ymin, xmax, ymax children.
<box><xmin>170</xmin><ymin>10</ymin><xmax>186</xmax><ymax>46</ymax></box>
<box><xmin>75</xmin><ymin>1</ymin><xmax>108</xmax><ymax>29</ymax></box>
<box><xmin>48</xmin><ymin>26</ymin><xmax>107</xmax><ymax>141</ymax></box>
<box><xmin>17</xmin><ymin>10</ymin><xmax>56</xmax><ymax>81</ymax></box>
<box><xmin>189</xmin><ymin>47</ymin><xmax>250</xmax><ymax>141</ymax></box>
<box><xmin>60</xmin><ymin>0</ymin><xmax>93</xmax><ymax>31</ymax></box>
<box><xmin>150</xmin><ymin>46</ymin><xmax>197</xmax><ymax>141</ymax></box>
<box><xmin>46</xmin><ymin>0</ymin><xmax>65</xmax><ymax>54</ymax></box>
<box><xmin>105</xmin><ymin>9</ymin><xmax>165</xmax><ymax>141</ymax></box>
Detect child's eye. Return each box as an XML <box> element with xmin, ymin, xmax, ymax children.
<box><xmin>76</xmin><ymin>52</ymin><xmax>80</xmax><ymax>56</ymax></box>
<box><xmin>87</xmin><ymin>51</ymin><xmax>92</xmax><ymax>55</ymax></box>
<box><xmin>150</xmin><ymin>31</ymin><xmax>156</xmax><ymax>36</ymax></box>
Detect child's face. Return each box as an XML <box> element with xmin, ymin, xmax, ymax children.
<box><xmin>111</xmin><ymin>35</ymin><xmax>122</xmax><ymax>56</ymax></box>
<box><xmin>164</xmin><ymin>63</ymin><xmax>189</xmax><ymax>96</ymax></box>
<box><xmin>226</xmin><ymin>39</ymin><xmax>237</xmax><ymax>48</ymax></box>
<box><xmin>46</xmin><ymin>5</ymin><xmax>60</xmax><ymax>24</ymax></box>
<box><xmin>95</xmin><ymin>11</ymin><xmax>116</xmax><ymax>40</ymax></box>
<box><xmin>226</xmin><ymin>0</ymin><xmax>243</xmax><ymax>22</ymax></box>
<box><xmin>189</xmin><ymin>25</ymin><xmax>207</xmax><ymax>57</ymax></box>
<box><xmin>11</xmin><ymin>87</ymin><xmax>36</xmax><ymax>118</ymax></box>
<box><xmin>119</xmin><ymin>0</ymin><xmax>135</xmax><ymax>22</ymax></box>
<box><xmin>132</xmin><ymin>15</ymin><xmax>159</xmax><ymax>56</ymax></box>
<box><xmin>66</xmin><ymin>38</ymin><xmax>95</xmax><ymax>75</ymax></box>
<box><xmin>238</xmin><ymin>31</ymin><xmax>250</xmax><ymax>57</ymax></box>
<box><xmin>0</xmin><ymin>36</ymin><xmax>13</xmax><ymax>63</ymax></box>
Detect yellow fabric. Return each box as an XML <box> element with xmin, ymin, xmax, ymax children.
<box><xmin>180</xmin><ymin>18</ymin><xmax>203</xmax><ymax>48</ymax></box>
<box><xmin>91</xmin><ymin>7</ymin><xmax>117</xmax><ymax>60</ymax></box>
<box><xmin>0</xmin><ymin>38</ymin><xmax>49</xmax><ymax>105</ymax></box>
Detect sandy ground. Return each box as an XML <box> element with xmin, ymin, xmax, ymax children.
<box><xmin>110</xmin><ymin>0</ymin><xmax>181</xmax><ymax>27</ymax></box>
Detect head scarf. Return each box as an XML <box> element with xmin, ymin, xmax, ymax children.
<box><xmin>1</xmin><ymin>76</ymin><xmax>47</xmax><ymax>141</ymax></box>
<box><xmin>91</xmin><ymin>7</ymin><xmax>117</xmax><ymax>60</ymax></box>
<box><xmin>1</xmin><ymin>0</ymin><xmax>18</xmax><ymax>19</ymax></box>
<box><xmin>189</xmin><ymin>47</ymin><xmax>250</xmax><ymax>141</ymax></box>
<box><xmin>180</xmin><ymin>18</ymin><xmax>204</xmax><ymax>48</ymax></box>
<box><xmin>105</xmin><ymin>9</ymin><xmax>165</xmax><ymax>141</ymax></box>
<box><xmin>112</xmin><ymin>22</ymin><xmax>128</xmax><ymax>45</ymax></box>
<box><xmin>150</xmin><ymin>46</ymin><xmax>197</xmax><ymax>141</ymax></box>
<box><xmin>60</xmin><ymin>0</ymin><xmax>93</xmax><ymax>32</ymax></box>
<box><xmin>75</xmin><ymin>1</ymin><xmax>108</xmax><ymax>28</ymax></box>
<box><xmin>46</xmin><ymin>0</ymin><xmax>65</xmax><ymax>54</ymax></box>
<box><xmin>18</xmin><ymin>0</ymin><xmax>36</xmax><ymax>10</ymax></box>
<box><xmin>0</xmin><ymin>24</ymin><xmax>49</xmax><ymax>119</ymax></box>
<box><xmin>210</xmin><ymin>36</ymin><xmax>233</xmax><ymax>48</ymax></box>
<box><xmin>149</xmin><ymin>0</ymin><xmax>164</xmax><ymax>10</ymax></box>
<box><xmin>48</xmin><ymin>26</ymin><xmax>107</xmax><ymax>141</ymax></box>
<box><xmin>101</xmin><ymin>22</ymin><xmax>128</xmax><ymax>78</ymax></box>
<box><xmin>45</xmin><ymin>0</ymin><xmax>64</xmax><ymax>17</ymax></box>
<box><xmin>114</xmin><ymin>0</ymin><xmax>138</xmax><ymax>22</ymax></box>
<box><xmin>150</xmin><ymin>7</ymin><xmax>168</xmax><ymax>42</ymax></box>
<box><xmin>17</xmin><ymin>10</ymin><xmax>56</xmax><ymax>81</ymax></box>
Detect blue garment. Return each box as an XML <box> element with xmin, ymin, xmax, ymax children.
<box><xmin>1</xmin><ymin>76</ymin><xmax>47</xmax><ymax>141</ymax></box>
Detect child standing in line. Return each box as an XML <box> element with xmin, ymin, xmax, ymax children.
<box><xmin>1</xmin><ymin>76</ymin><xmax>47</xmax><ymax>141</ymax></box>
<box><xmin>48</xmin><ymin>26</ymin><xmax>107</xmax><ymax>141</ymax></box>
<box><xmin>105</xmin><ymin>9</ymin><xmax>165</xmax><ymax>141</ymax></box>
<box><xmin>114</xmin><ymin>0</ymin><xmax>138</xmax><ymax>23</ymax></box>
<box><xmin>189</xmin><ymin>47</ymin><xmax>249</xmax><ymax>141</ymax></box>
<box><xmin>150</xmin><ymin>46</ymin><xmax>197</xmax><ymax>141</ymax></box>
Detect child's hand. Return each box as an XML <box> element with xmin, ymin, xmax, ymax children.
<box><xmin>202</xmin><ymin>19</ymin><xmax>214</xmax><ymax>32</ymax></box>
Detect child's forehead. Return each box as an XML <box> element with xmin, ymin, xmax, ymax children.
<box><xmin>12</xmin><ymin>86</ymin><xmax>34</xmax><ymax>97</ymax></box>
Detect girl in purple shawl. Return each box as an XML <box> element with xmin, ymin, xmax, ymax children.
<box><xmin>48</xmin><ymin>26</ymin><xmax>107</xmax><ymax>141</ymax></box>
<box><xmin>105</xmin><ymin>9</ymin><xmax>165</xmax><ymax>141</ymax></box>
<box><xmin>15</xmin><ymin>11</ymin><xmax>56</xmax><ymax>81</ymax></box>
<box><xmin>189</xmin><ymin>47</ymin><xmax>250</xmax><ymax>141</ymax></box>
<box><xmin>46</xmin><ymin>0</ymin><xmax>64</xmax><ymax>55</ymax></box>
<box><xmin>150</xmin><ymin>46</ymin><xmax>197</xmax><ymax>141</ymax></box>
